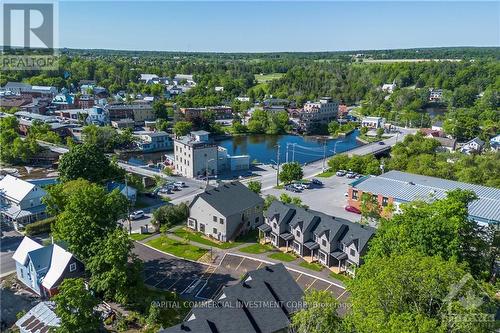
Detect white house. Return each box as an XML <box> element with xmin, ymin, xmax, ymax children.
<box><xmin>0</xmin><ymin>175</ymin><xmax>48</xmax><ymax>230</ymax></box>
<box><xmin>381</xmin><ymin>82</ymin><xmax>396</xmax><ymax>93</ymax></box>
<box><xmin>461</xmin><ymin>137</ymin><xmax>485</xmax><ymax>155</ymax></box>
<box><xmin>490</xmin><ymin>134</ymin><xmax>500</xmax><ymax>151</ymax></box>
<box><xmin>361</xmin><ymin>116</ymin><xmax>385</xmax><ymax>129</ymax></box>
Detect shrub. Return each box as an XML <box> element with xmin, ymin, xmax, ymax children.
<box><xmin>25</xmin><ymin>217</ymin><xmax>55</xmax><ymax>236</ymax></box>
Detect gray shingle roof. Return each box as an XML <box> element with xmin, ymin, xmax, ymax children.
<box><xmin>265</xmin><ymin>201</ymin><xmax>375</xmax><ymax>253</ymax></box>
<box><xmin>192</xmin><ymin>182</ymin><xmax>264</xmax><ymax>217</ymax></box>
<box><xmin>160</xmin><ymin>263</ymin><xmax>303</xmax><ymax>333</ymax></box>
<box><xmin>351</xmin><ymin>170</ymin><xmax>500</xmax><ymax>223</ymax></box>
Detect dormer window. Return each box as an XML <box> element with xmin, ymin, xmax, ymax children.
<box><xmin>69</xmin><ymin>263</ymin><xmax>77</xmax><ymax>272</ymax></box>
<box><xmin>296</xmin><ymin>230</ymin><xmax>301</xmax><ymax>237</ymax></box>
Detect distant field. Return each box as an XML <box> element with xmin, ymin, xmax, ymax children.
<box><xmin>254</xmin><ymin>73</ymin><xmax>284</xmax><ymax>83</ymax></box>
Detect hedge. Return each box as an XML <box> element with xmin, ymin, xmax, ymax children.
<box><xmin>25</xmin><ymin>217</ymin><xmax>56</xmax><ymax>236</ymax></box>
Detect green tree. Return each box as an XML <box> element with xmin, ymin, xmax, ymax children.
<box><xmin>152</xmin><ymin>100</ymin><xmax>169</xmax><ymax>119</ymax></box>
<box><xmin>376</xmin><ymin>127</ymin><xmax>384</xmax><ymax>139</ymax></box>
<box><xmin>359</xmin><ymin>192</ymin><xmax>381</xmax><ymax>224</ymax></box>
<box><xmin>53</xmin><ymin>278</ymin><xmax>100</xmax><ymax>333</ymax></box>
<box><xmin>173</xmin><ymin>121</ymin><xmax>192</xmax><ymax>137</ymax></box>
<box><xmin>0</xmin><ymin>117</ymin><xmax>37</xmax><ymax>164</ymax></box>
<box><xmin>50</xmin><ymin>180</ymin><xmax>128</xmax><ymax>261</ymax></box>
<box><xmin>146</xmin><ymin>303</ymin><xmax>161</xmax><ymax>326</ymax></box>
<box><xmin>279</xmin><ymin>162</ymin><xmax>303</xmax><ymax>184</ymax></box>
<box><xmin>327</xmin><ymin>154</ymin><xmax>350</xmax><ymax>172</ymax></box>
<box><xmin>58</xmin><ymin>143</ymin><xmax>114</xmax><ymax>183</ymax></box>
<box><xmin>328</xmin><ymin>121</ymin><xmax>340</xmax><ymax>137</ymax></box>
<box><xmin>87</xmin><ymin>229</ymin><xmax>143</xmax><ymax>303</ymax></box>
<box><xmin>292</xmin><ymin>290</ymin><xmax>345</xmax><ymax>333</ymax></box>
<box><xmin>151</xmin><ymin>203</ymin><xmax>189</xmax><ymax>231</ymax></box>
<box><xmin>367</xmin><ymin>189</ymin><xmax>495</xmax><ymax>280</ymax></box>
<box><xmin>360</xmin><ymin>126</ymin><xmax>368</xmax><ymax>135</ymax></box>
<box><xmin>247</xmin><ymin>181</ymin><xmax>262</xmax><ymax>194</ymax></box>
<box><xmin>348</xmin><ymin>251</ymin><xmax>493</xmax><ymax>333</ymax></box>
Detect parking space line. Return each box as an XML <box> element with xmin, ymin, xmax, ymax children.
<box><xmin>295</xmin><ymin>273</ymin><xmax>303</xmax><ymax>282</ymax></box>
<box><xmin>154</xmin><ymin>276</ymin><xmax>171</xmax><ymax>287</ymax></box>
<box><xmin>181</xmin><ymin>279</ymin><xmax>200</xmax><ymax>294</ymax></box>
<box><xmin>235</xmin><ymin>257</ymin><xmax>246</xmax><ymax>271</ymax></box>
<box><xmin>305</xmin><ymin>279</ymin><xmax>317</xmax><ymax>291</ymax></box>
<box><xmin>256</xmin><ymin>262</ymin><xmax>263</xmax><ymax>270</ymax></box>
<box><xmin>324</xmin><ymin>283</ymin><xmax>332</xmax><ymax>292</ymax></box>
<box><xmin>165</xmin><ymin>278</ymin><xmax>182</xmax><ymax>290</ymax></box>
<box><xmin>336</xmin><ymin>289</ymin><xmax>348</xmax><ymax>300</ymax></box>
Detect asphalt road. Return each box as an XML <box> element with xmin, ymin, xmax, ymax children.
<box><xmin>0</xmin><ymin>229</ymin><xmax>46</xmax><ymax>277</ymax></box>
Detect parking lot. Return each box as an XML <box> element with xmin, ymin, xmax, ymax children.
<box><xmin>262</xmin><ymin>175</ymin><xmax>361</xmax><ymax>222</ymax></box>
<box><xmin>135</xmin><ymin>243</ymin><xmax>345</xmax><ymax>301</ymax></box>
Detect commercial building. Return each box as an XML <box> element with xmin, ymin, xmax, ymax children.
<box><xmin>361</xmin><ymin>116</ymin><xmax>385</xmax><ymax>129</ymax></box>
<box><xmin>174</xmin><ymin>131</ymin><xmax>218</xmax><ymax>178</ymax></box>
<box><xmin>105</xmin><ymin>101</ymin><xmax>155</xmax><ymax>125</ymax></box>
<box><xmin>348</xmin><ymin>170</ymin><xmax>500</xmax><ymax>225</ymax></box>
<box><xmin>260</xmin><ymin>201</ymin><xmax>374</xmax><ymax>275</ymax></box>
<box><xmin>180</xmin><ymin>106</ymin><xmax>233</xmax><ymax>121</ymax></box>
<box><xmin>188</xmin><ymin>182</ymin><xmax>264</xmax><ymax>242</ymax></box>
<box><xmin>161</xmin><ymin>263</ymin><xmax>304</xmax><ymax>333</ymax></box>
<box><xmin>299</xmin><ymin>97</ymin><xmax>338</xmax><ymax>133</ymax></box>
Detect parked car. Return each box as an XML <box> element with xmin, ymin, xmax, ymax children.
<box><xmin>311</xmin><ymin>178</ymin><xmax>323</xmax><ymax>186</ymax></box>
<box><xmin>346</xmin><ymin>172</ymin><xmax>357</xmax><ymax>179</ymax></box>
<box><xmin>293</xmin><ymin>183</ymin><xmax>306</xmax><ymax>190</ymax></box>
<box><xmin>129</xmin><ymin>210</ymin><xmax>145</xmax><ymax>220</ymax></box>
<box><xmin>336</xmin><ymin>170</ymin><xmax>346</xmax><ymax>177</ymax></box>
<box><xmin>345</xmin><ymin>205</ymin><xmax>361</xmax><ymax>214</ymax></box>
<box><xmin>174</xmin><ymin>181</ymin><xmax>185</xmax><ymax>187</ymax></box>
<box><xmin>285</xmin><ymin>184</ymin><xmax>302</xmax><ymax>193</ymax></box>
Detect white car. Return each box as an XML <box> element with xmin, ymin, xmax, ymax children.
<box><xmin>129</xmin><ymin>210</ymin><xmax>144</xmax><ymax>220</ymax></box>
<box><xmin>174</xmin><ymin>181</ymin><xmax>185</xmax><ymax>187</ymax></box>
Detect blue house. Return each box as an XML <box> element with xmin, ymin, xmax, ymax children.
<box><xmin>12</xmin><ymin>237</ymin><xmax>84</xmax><ymax>297</ymax></box>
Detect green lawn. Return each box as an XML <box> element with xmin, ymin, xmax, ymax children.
<box><xmin>147</xmin><ymin>236</ymin><xmax>207</xmax><ymax>261</ymax></box>
<box><xmin>235</xmin><ymin>229</ymin><xmax>260</xmax><ymax>243</ymax></box>
<box><xmin>254</xmin><ymin>73</ymin><xmax>284</xmax><ymax>83</ymax></box>
<box><xmin>268</xmin><ymin>252</ymin><xmax>297</xmax><ymax>262</ymax></box>
<box><xmin>329</xmin><ymin>271</ymin><xmax>352</xmax><ymax>284</ymax></box>
<box><xmin>239</xmin><ymin>243</ymin><xmax>273</xmax><ymax>254</ymax></box>
<box><xmin>299</xmin><ymin>261</ymin><xmax>324</xmax><ymax>272</ymax></box>
<box><xmin>130</xmin><ymin>233</ymin><xmax>153</xmax><ymax>241</ymax></box>
<box><xmin>173</xmin><ymin>228</ymin><xmax>240</xmax><ymax>249</ymax></box>
<box><xmin>316</xmin><ymin>170</ymin><xmax>335</xmax><ymax>178</ymax></box>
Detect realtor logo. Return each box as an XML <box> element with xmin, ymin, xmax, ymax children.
<box><xmin>2</xmin><ymin>0</ymin><xmax>59</xmax><ymax>70</ymax></box>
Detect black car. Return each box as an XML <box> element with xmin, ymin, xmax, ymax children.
<box><xmin>378</xmin><ymin>141</ymin><xmax>385</xmax><ymax>145</ymax></box>
<box><xmin>311</xmin><ymin>178</ymin><xmax>323</xmax><ymax>186</ymax></box>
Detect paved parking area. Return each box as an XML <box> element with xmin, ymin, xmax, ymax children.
<box><xmin>262</xmin><ymin>175</ymin><xmax>361</xmax><ymax>222</ymax></box>
<box><xmin>136</xmin><ymin>242</ymin><xmax>346</xmax><ymax>302</ymax></box>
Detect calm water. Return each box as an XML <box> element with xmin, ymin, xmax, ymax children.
<box><xmin>217</xmin><ymin>130</ymin><xmax>361</xmax><ymax>165</ymax></box>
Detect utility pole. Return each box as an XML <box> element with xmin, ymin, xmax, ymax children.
<box><xmin>125</xmin><ymin>174</ymin><xmax>131</xmax><ymax>235</ymax></box>
<box><xmin>276</xmin><ymin>144</ymin><xmax>280</xmax><ymax>186</ymax></box>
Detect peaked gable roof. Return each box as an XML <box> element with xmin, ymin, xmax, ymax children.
<box><xmin>12</xmin><ymin>236</ymin><xmax>43</xmax><ymax>265</ymax></box>
<box><xmin>41</xmin><ymin>244</ymin><xmax>74</xmax><ymax>289</ymax></box>
<box><xmin>191</xmin><ymin>182</ymin><xmax>264</xmax><ymax>217</ymax></box>
<box><xmin>0</xmin><ymin>175</ymin><xmax>41</xmax><ymax>203</ymax></box>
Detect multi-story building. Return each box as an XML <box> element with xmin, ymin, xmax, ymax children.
<box><xmin>105</xmin><ymin>101</ymin><xmax>155</xmax><ymax>125</ymax></box>
<box><xmin>260</xmin><ymin>201</ymin><xmax>375</xmax><ymax>276</ymax></box>
<box><xmin>0</xmin><ymin>175</ymin><xmax>48</xmax><ymax>230</ymax></box>
<box><xmin>173</xmin><ymin>131</ymin><xmax>218</xmax><ymax>178</ymax></box>
<box><xmin>299</xmin><ymin>97</ymin><xmax>338</xmax><ymax>133</ymax></box>
<box><xmin>134</xmin><ymin>131</ymin><xmax>172</xmax><ymax>152</ymax></box>
<box><xmin>429</xmin><ymin>88</ymin><xmax>443</xmax><ymax>102</ymax></box>
<box><xmin>187</xmin><ymin>181</ymin><xmax>264</xmax><ymax>242</ymax></box>
<box><xmin>347</xmin><ymin>170</ymin><xmax>500</xmax><ymax>225</ymax></box>
<box><xmin>180</xmin><ymin>106</ymin><xmax>233</xmax><ymax>121</ymax></box>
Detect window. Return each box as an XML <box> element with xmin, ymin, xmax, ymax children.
<box><xmin>350</xmin><ymin>248</ymin><xmax>356</xmax><ymax>256</ymax></box>
<box><xmin>213</xmin><ymin>228</ymin><xmax>217</xmax><ymax>234</ymax></box>
<box><xmin>255</xmin><ymin>217</ymin><xmax>259</xmax><ymax>224</ymax></box>
<box><xmin>273</xmin><ymin>222</ymin><xmax>277</xmax><ymax>229</ymax></box>
<box><xmin>352</xmin><ymin>190</ymin><xmax>358</xmax><ymax>200</ymax></box>
<box><xmin>382</xmin><ymin>197</ymin><xmax>389</xmax><ymax>207</ymax></box>
<box><xmin>322</xmin><ymin>239</ymin><xmax>326</xmax><ymax>247</ymax></box>
<box><xmin>296</xmin><ymin>230</ymin><xmax>301</xmax><ymax>237</ymax></box>
<box><xmin>69</xmin><ymin>263</ymin><xmax>77</xmax><ymax>272</ymax></box>
<box><xmin>213</xmin><ymin>216</ymin><xmax>217</xmax><ymax>222</ymax></box>
<box><xmin>219</xmin><ymin>218</ymin><xmax>224</xmax><ymax>224</ymax></box>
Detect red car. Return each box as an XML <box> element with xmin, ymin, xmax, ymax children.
<box><xmin>345</xmin><ymin>205</ymin><xmax>361</xmax><ymax>214</ymax></box>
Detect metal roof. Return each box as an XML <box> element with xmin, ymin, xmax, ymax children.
<box><xmin>351</xmin><ymin>170</ymin><xmax>500</xmax><ymax>223</ymax></box>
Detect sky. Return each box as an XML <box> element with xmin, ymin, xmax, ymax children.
<box><xmin>58</xmin><ymin>1</ymin><xmax>500</xmax><ymax>52</ymax></box>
